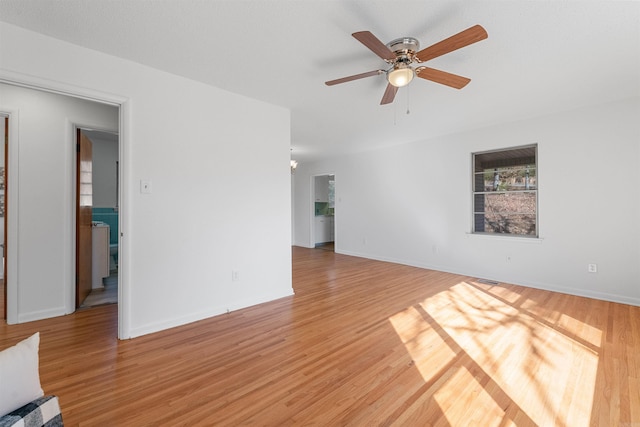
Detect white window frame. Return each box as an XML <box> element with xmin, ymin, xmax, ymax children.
<box><xmin>472</xmin><ymin>144</ymin><xmax>538</xmax><ymax>237</ymax></box>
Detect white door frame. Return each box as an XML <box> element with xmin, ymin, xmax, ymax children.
<box><xmin>0</xmin><ymin>73</ymin><xmax>131</xmax><ymax>339</ymax></box>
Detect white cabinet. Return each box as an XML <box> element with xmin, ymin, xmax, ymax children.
<box><xmin>315</xmin><ymin>175</ymin><xmax>330</xmax><ymax>202</ymax></box>
<box><xmin>314</xmin><ymin>216</ymin><xmax>334</xmax><ymax>244</ymax></box>
<box><xmin>314</xmin><ymin>216</ymin><xmax>326</xmax><ymax>243</ymax></box>
<box><xmin>92</xmin><ymin>223</ymin><xmax>110</xmax><ymax>289</ymax></box>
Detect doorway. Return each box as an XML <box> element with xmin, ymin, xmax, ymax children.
<box><xmin>0</xmin><ymin>81</ymin><xmax>126</xmax><ymax>337</ymax></box>
<box><xmin>312</xmin><ymin>174</ymin><xmax>335</xmax><ymax>251</ymax></box>
<box><xmin>76</xmin><ymin>128</ymin><xmax>119</xmax><ymax>309</ymax></box>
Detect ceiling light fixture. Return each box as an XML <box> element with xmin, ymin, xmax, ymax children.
<box><xmin>387</xmin><ymin>63</ymin><xmax>414</xmax><ymax>87</ymax></box>
<box><xmin>290</xmin><ymin>148</ymin><xmax>298</xmax><ymax>174</ymax></box>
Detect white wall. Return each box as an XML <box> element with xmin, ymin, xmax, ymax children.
<box><xmin>294</xmin><ymin>97</ymin><xmax>640</xmax><ymax>306</ymax></box>
<box><xmin>0</xmin><ymin>22</ymin><xmax>293</xmax><ymax>337</ymax></box>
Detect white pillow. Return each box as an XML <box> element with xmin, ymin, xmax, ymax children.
<box><xmin>0</xmin><ymin>332</ymin><xmax>45</xmax><ymax>416</ymax></box>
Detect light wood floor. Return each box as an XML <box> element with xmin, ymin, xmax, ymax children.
<box><xmin>1</xmin><ymin>247</ymin><xmax>639</xmax><ymax>426</ymax></box>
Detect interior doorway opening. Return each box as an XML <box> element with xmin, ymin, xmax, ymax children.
<box><xmin>76</xmin><ymin>128</ymin><xmax>119</xmax><ymax>309</ymax></box>
<box><xmin>312</xmin><ymin>174</ymin><xmax>335</xmax><ymax>251</ymax></box>
<box><xmin>0</xmin><ymin>80</ymin><xmax>126</xmax><ymax>338</ymax></box>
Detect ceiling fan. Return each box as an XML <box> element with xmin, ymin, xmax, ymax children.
<box><xmin>325</xmin><ymin>25</ymin><xmax>488</xmax><ymax>105</ymax></box>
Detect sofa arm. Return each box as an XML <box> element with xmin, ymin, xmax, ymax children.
<box><xmin>0</xmin><ymin>395</ymin><xmax>63</xmax><ymax>427</ymax></box>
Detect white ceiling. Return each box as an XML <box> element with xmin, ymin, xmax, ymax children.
<box><xmin>1</xmin><ymin>1</ymin><xmax>639</xmax><ymax>163</ymax></box>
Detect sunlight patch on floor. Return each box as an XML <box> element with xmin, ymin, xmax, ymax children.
<box><xmin>557</xmin><ymin>312</ymin><xmax>603</xmax><ymax>348</ymax></box>
<box><xmin>388</xmin><ymin>305</ymin><xmax>456</xmax><ymax>382</ymax></box>
<box><xmin>432</xmin><ymin>365</ymin><xmax>506</xmax><ymax>426</ymax></box>
<box><xmin>471</xmin><ymin>278</ymin><xmax>603</xmax><ymax>349</ymax></box>
<box><xmin>389</xmin><ymin>280</ymin><xmax>600</xmax><ymax>426</ymax></box>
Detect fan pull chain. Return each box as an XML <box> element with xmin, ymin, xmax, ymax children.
<box><xmin>393</xmin><ymin>98</ymin><xmax>397</xmax><ymax>125</ymax></box>
<box><xmin>406</xmin><ymin>88</ymin><xmax>410</xmax><ymax>115</ymax></box>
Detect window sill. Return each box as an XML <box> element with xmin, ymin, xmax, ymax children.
<box><xmin>465</xmin><ymin>232</ymin><xmax>543</xmax><ymax>244</ymax></box>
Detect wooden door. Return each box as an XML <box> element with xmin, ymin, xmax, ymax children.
<box><xmin>76</xmin><ymin>130</ymin><xmax>93</xmax><ymax>307</ymax></box>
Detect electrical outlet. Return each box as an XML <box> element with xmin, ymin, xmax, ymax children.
<box><xmin>232</xmin><ymin>270</ymin><xmax>240</xmax><ymax>282</ymax></box>
<box><xmin>588</xmin><ymin>264</ymin><xmax>597</xmax><ymax>273</ymax></box>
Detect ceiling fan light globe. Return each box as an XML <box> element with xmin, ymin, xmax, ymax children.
<box><xmin>387</xmin><ymin>67</ymin><xmax>414</xmax><ymax>87</ymax></box>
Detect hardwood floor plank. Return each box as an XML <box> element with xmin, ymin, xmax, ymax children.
<box><xmin>1</xmin><ymin>247</ymin><xmax>639</xmax><ymax>426</ymax></box>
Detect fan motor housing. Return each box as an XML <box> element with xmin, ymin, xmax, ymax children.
<box><xmin>386</xmin><ymin>37</ymin><xmax>420</xmax><ymax>55</ymax></box>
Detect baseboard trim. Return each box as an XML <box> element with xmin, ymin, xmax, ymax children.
<box><xmin>128</xmin><ymin>288</ymin><xmax>295</xmax><ymax>338</ymax></box>
<box><xmin>335</xmin><ymin>249</ymin><xmax>640</xmax><ymax>307</ymax></box>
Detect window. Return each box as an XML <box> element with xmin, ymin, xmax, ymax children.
<box><xmin>472</xmin><ymin>145</ymin><xmax>537</xmax><ymax>237</ymax></box>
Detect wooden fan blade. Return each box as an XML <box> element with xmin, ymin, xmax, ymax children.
<box><xmin>416</xmin><ymin>24</ymin><xmax>488</xmax><ymax>63</ymax></box>
<box><xmin>380</xmin><ymin>83</ymin><xmax>398</xmax><ymax>105</ymax></box>
<box><xmin>352</xmin><ymin>31</ymin><xmax>396</xmax><ymax>61</ymax></box>
<box><xmin>415</xmin><ymin>66</ymin><xmax>471</xmax><ymax>89</ymax></box>
<box><xmin>325</xmin><ymin>70</ymin><xmax>383</xmax><ymax>86</ymax></box>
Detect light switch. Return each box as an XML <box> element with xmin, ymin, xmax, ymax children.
<box><xmin>140</xmin><ymin>179</ymin><xmax>152</xmax><ymax>194</ymax></box>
